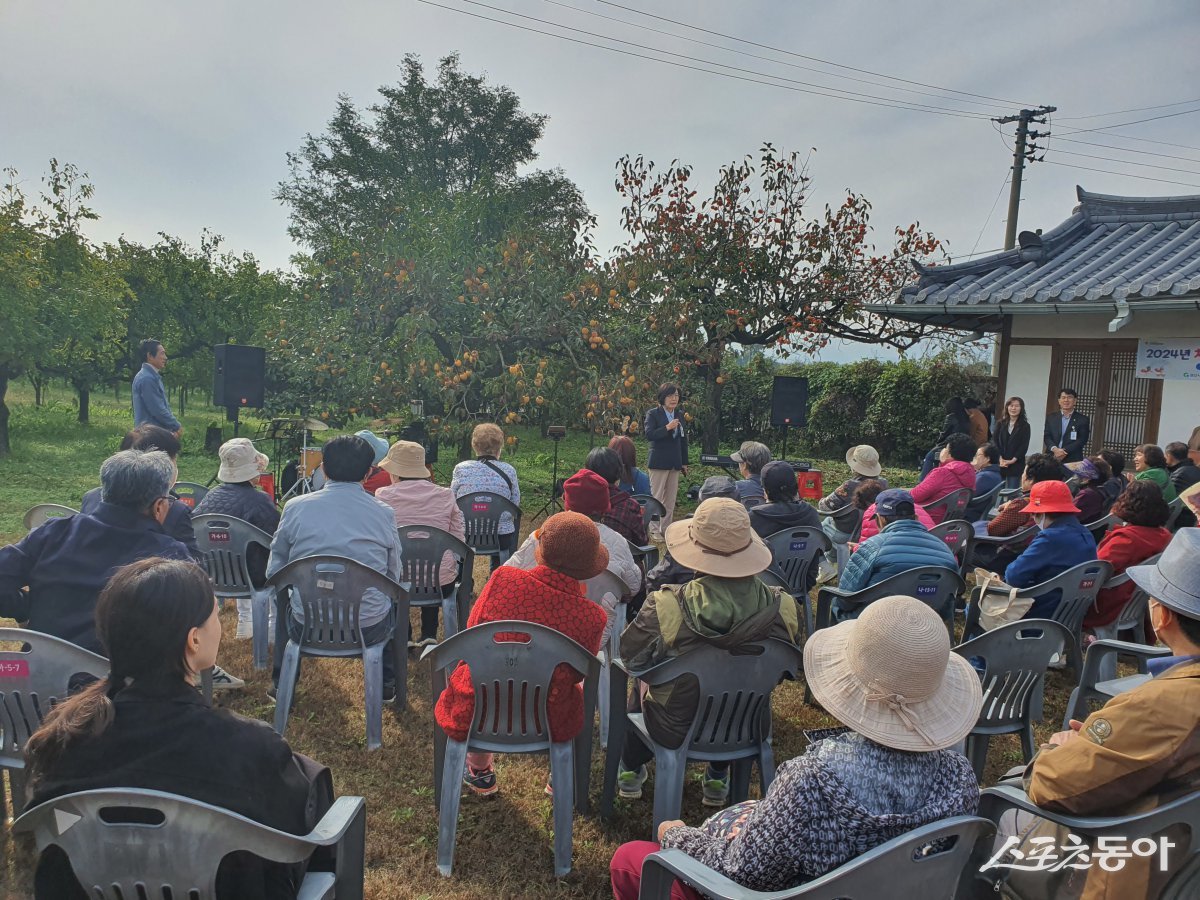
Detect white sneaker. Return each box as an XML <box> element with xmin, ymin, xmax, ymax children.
<box><xmin>210</xmin><ymin>665</ymin><xmax>246</xmax><ymax>691</ymax></box>
<box><xmin>235</xmin><ymin>598</ymin><xmax>253</xmax><ymax>639</ymax></box>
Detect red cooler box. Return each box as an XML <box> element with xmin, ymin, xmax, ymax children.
<box><xmin>797</xmin><ymin>469</ymin><xmax>823</xmax><ymax>501</ymax></box>
<box><xmin>259</xmin><ymin>472</ymin><xmax>276</xmax><ymax>505</ymax></box>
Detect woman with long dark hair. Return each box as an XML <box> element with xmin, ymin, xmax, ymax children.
<box><xmin>643</xmin><ymin>383</ymin><xmax>690</xmax><ymax>537</ymax></box>
<box><xmin>993</xmin><ymin>396</ymin><xmax>1031</xmax><ymax>489</ymax></box>
<box><xmin>608</xmin><ymin>435</ymin><xmax>652</xmax><ymax>496</ymax></box>
<box><xmin>24</xmin><ymin>558</ymin><xmax>326</xmax><ymax>899</ymax></box>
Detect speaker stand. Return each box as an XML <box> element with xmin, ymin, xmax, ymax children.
<box><xmin>780</xmin><ymin>421</ymin><xmax>793</xmax><ymax>461</ymax></box>
<box><xmin>226</xmin><ymin>404</ymin><xmax>241</xmax><ymax>437</ymax></box>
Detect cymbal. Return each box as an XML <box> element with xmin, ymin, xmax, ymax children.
<box><xmin>301</xmin><ymin>418</ymin><xmax>330</xmax><ymax>431</ymax></box>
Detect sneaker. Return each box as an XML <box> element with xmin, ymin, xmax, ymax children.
<box><xmin>417</xmin><ymin>635</ymin><xmax>439</xmax><ymax>648</ymax></box>
<box><xmin>464</xmin><ymin>765</ymin><xmax>498</xmax><ymax>797</ymax></box>
<box><xmin>209</xmin><ymin>665</ymin><xmax>245</xmax><ymax>692</ymax></box>
<box><xmin>382</xmin><ymin>682</ymin><xmax>397</xmax><ymax>704</ymax></box>
<box><xmin>266</xmin><ymin>683</ymin><xmax>277</xmax><ymax>704</ymax></box>
<box><xmin>617</xmin><ymin>764</ymin><xmax>648</xmax><ymax>799</ymax></box>
<box><xmin>702</xmin><ymin>765</ymin><xmax>730</xmax><ymax>807</ymax></box>
<box><xmin>407</xmin><ymin>637</ymin><xmax>419</xmax><ymax>650</ymax></box>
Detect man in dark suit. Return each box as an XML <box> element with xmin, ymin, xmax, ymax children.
<box><xmin>1043</xmin><ymin>388</ymin><xmax>1091</xmax><ymax>464</ymax></box>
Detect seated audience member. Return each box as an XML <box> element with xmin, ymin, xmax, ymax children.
<box><xmin>266</xmin><ymin>435</ymin><xmax>403</xmax><ymax>702</ymax></box>
<box><xmin>193</xmin><ymin>438</ymin><xmax>280</xmax><ymax>638</ymax></box>
<box><xmin>818</xmin><ymin>445</ymin><xmax>885</xmax><ymax>549</ymax></box>
<box><xmin>1084</xmin><ymin>480</ymin><xmax>1172</xmax><ymax>630</ymax></box>
<box><xmin>644</xmin><ymin>476</ymin><xmax>736</xmax><ymax>592</ymax></box>
<box><xmin>1133</xmin><ymin>443</ymin><xmax>1177</xmax><ymax>502</ymax></box>
<box><xmin>609</xmin><ymin>434</ymin><xmax>652</xmax><ymax>496</ymax></box>
<box><xmin>355</xmin><ymin>429</ymin><xmax>393</xmax><ymax>495</ymax></box>
<box><xmin>586</xmin><ymin>446</ymin><xmax>649</xmax><ymax>545</ymax></box>
<box><xmin>374</xmin><ymin>440</ymin><xmax>465</xmax><ymax>648</ymax></box>
<box><xmin>24</xmin><ymin>558</ymin><xmax>329</xmax><ymax>900</ymax></box>
<box><xmin>910</xmin><ymin>433</ymin><xmax>977</xmax><ymax>525</ymax></box>
<box><xmin>836</xmin><ymin>490</ymin><xmax>959</xmax><ymax>617</ymax></box>
<box><xmin>964</xmin><ymin>397</ymin><xmax>990</xmax><ymax>446</ymax></box>
<box><xmin>80</xmin><ymin>424</ymin><xmax>199</xmax><ymax>560</ymax></box>
<box><xmin>1166</xmin><ymin>440</ymin><xmax>1200</xmax><ymax>528</ymax></box>
<box><xmin>1001</xmin><ymin>481</ymin><xmax>1097</xmax><ymax>619</ymax></box>
<box><xmin>1097</xmin><ymin>449</ymin><xmax>1130</xmax><ymax>505</ymax></box>
<box><xmin>435</xmin><ymin>512</ymin><xmax>608</xmax><ymax>795</ymax></box>
<box><xmin>1064</xmin><ymin>457</ymin><xmax>1111</xmax><ymax>524</ymax></box>
<box><xmin>611</xmin><ymin>597</ymin><xmax>982</xmax><ymax>899</ymax></box>
<box><xmin>617</xmin><ymin>498</ymin><xmax>800</xmax><ymax>809</ymax></box>
<box><xmin>856</xmin><ymin>479</ymin><xmax>935</xmax><ymax>542</ymax></box>
<box><xmin>731</xmin><ymin>441</ymin><xmax>772</xmax><ymax>508</ymax></box>
<box><xmin>996</xmin><ymin>532</ymin><xmax>1200</xmax><ymax>900</ymax></box>
<box><xmin>973</xmin><ymin>442</ymin><xmax>1003</xmax><ymax>497</ymax></box>
<box><xmin>450</xmin><ymin>423</ymin><xmax>521</xmax><ymax>571</ymax></box>
<box><xmin>983</xmin><ymin>453</ymin><xmax>1064</xmax><ymax>538</ymax></box>
<box><xmin>0</xmin><ymin>450</ymin><xmax>191</xmax><ymax>654</ymax></box>
<box><xmin>749</xmin><ymin>461</ymin><xmax>820</xmax><ymax>538</ymax></box>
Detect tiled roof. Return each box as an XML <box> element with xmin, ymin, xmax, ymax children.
<box><xmin>893</xmin><ymin>186</ymin><xmax>1200</xmax><ymax>310</ymax></box>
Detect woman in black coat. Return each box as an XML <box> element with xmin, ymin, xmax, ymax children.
<box><xmin>992</xmin><ymin>396</ymin><xmax>1032</xmax><ymax>489</ymax></box>
<box><xmin>642</xmin><ymin>382</ymin><xmax>689</xmax><ymax>537</ymax></box>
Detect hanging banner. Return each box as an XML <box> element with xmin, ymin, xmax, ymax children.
<box><xmin>1135</xmin><ymin>338</ymin><xmax>1200</xmax><ymax>381</ymax></box>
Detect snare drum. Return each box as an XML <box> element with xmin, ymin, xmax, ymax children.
<box><xmin>300</xmin><ymin>448</ymin><xmax>324</xmax><ymax>478</ymax></box>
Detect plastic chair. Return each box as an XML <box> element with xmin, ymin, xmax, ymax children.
<box><xmin>173</xmin><ymin>481</ymin><xmax>209</xmax><ymax>510</ymax></box>
<box><xmin>632</xmin><ymin>493</ymin><xmax>668</xmax><ymax>536</ymax></box>
<box><xmin>952</xmin><ymin>619</ymin><xmax>1073</xmax><ymax>779</ymax></box>
<box><xmin>762</xmin><ymin>527</ymin><xmax>831</xmax><ymax>638</ymax></box>
<box><xmin>1062</xmin><ymin>638</ymin><xmax>1169</xmax><ymax>728</ymax></box>
<box><xmin>928</xmin><ymin>519</ymin><xmax>975</xmax><ymax>581</ymax></box>
<box><xmin>964</xmin><ymin>483</ymin><xmax>1002</xmax><ymax>523</ymax></box>
<box><xmin>970</xmin><ymin>524</ymin><xmax>1039</xmax><ymax>565</ymax></box>
<box><xmin>193</xmin><ymin>514</ymin><xmax>275</xmax><ymax>670</ymax></box>
<box><xmin>818</xmin><ymin>504</ymin><xmax>863</xmax><ymax>577</ymax></box>
<box><xmin>601</xmin><ymin>639</ymin><xmax>802</xmax><ymax>834</ymax></box>
<box><xmin>963</xmin><ymin>560</ymin><xmax>1113</xmax><ymax>675</ymax></box>
<box><xmin>266</xmin><ymin>556</ymin><xmax>408</xmax><ymax>751</ymax></box>
<box><xmin>638</xmin><ymin>815</ymin><xmax>996</xmax><ymax>900</ymax></box>
<box><xmin>456</xmin><ymin>493</ymin><xmax>522</xmax><ymax>566</ymax></box>
<box><xmin>628</xmin><ymin>537</ymin><xmax>660</xmax><ymax>572</ymax></box>
<box><xmin>977</xmin><ymin>785</ymin><xmax>1200</xmax><ymax>900</ymax></box>
<box><xmin>587</xmin><ymin>570</ymin><xmax>630</xmax><ymax>750</ymax></box>
<box><xmin>815</xmin><ymin>566</ymin><xmax>966</xmax><ymax>634</ymax></box>
<box><xmin>396</xmin><ymin>525</ymin><xmax>473</xmax><ymax>642</ymax></box>
<box><xmin>423</xmin><ymin>621</ymin><xmax>600</xmax><ymax>877</ymax></box>
<box><xmin>22</xmin><ymin>504</ymin><xmax>78</xmax><ymax>531</ymax></box>
<box><xmin>919</xmin><ymin>488</ymin><xmax>972</xmax><ymax>524</ymax></box>
<box><xmin>12</xmin><ymin>788</ymin><xmax>367</xmax><ymax>900</ymax></box>
<box><xmin>0</xmin><ymin>628</ymin><xmax>108</xmax><ymax>817</ymax></box>
<box><xmin>1089</xmin><ymin>553</ymin><xmax>1161</xmax><ymax>652</ymax></box>
<box><xmin>1085</xmin><ymin>511</ymin><xmax>1122</xmax><ymax>543</ymax></box>
<box><xmin>1166</xmin><ymin>496</ymin><xmax>1185</xmax><ymax>531</ymax></box>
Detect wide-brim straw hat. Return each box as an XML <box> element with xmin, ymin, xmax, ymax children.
<box><xmin>217</xmin><ymin>438</ymin><xmax>269</xmax><ymax>483</ymax></box>
<box><xmin>846</xmin><ymin>444</ymin><xmax>882</xmax><ymax>478</ymax></box>
<box><xmin>664</xmin><ymin>497</ymin><xmax>773</xmax><ymax>578</ymax></box>
<box><xmin>1128</xmin><ymin>528</ymin><xmax>1200</xmax><ymax>620</ymax></box>
<box><xmin>379</xmin><ymin>440</ymin><xmax>428</xmax><ymax>478</ymax></box>
<box><xmin>804</xmin><ymin>596</ymin><xmax>983</xmax><ymax>752</ymax></box>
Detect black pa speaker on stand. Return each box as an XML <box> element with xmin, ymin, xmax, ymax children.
<box><xmin>770</xmin><ymin>375</ymin><xmax>809</xmax><ymax>459</ymax></box>
<box><xmin>213</xmin><ymin>344</ymin><xmax>265</xmax><ymax>436</ymax></box>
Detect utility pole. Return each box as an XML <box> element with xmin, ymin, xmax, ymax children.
<box><xmin>994</xmin><ymin>106</ymin><xmax>1056</xmax><ymax>249</ymax></box>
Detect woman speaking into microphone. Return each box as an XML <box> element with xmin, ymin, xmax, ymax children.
<box><xmin>643</xmin><ymin>383</ymin><xmax>689</xmax><ymax>538</ymax></box>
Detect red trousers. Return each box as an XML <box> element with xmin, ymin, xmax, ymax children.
<box><xmin>610</xmin><ymin>841</ymin><xmax>703</xmax><ymax>900</ymax></box>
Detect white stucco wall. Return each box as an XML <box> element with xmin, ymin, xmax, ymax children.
<box><xmin>1004</xmin><ymin>344</ymin><xmax>1053</xmax><ymax>416</ymax></box>
<box><xmin>1160</xmin><ymin>380</ymin><xmax>1199</xmax><ymax>445</ymax></box>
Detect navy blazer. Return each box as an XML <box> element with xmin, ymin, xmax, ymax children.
<box><xmin>1043</xmin><ymin>410</ymin><xmax>1091</xmax><ymax>462</ymax></box>
<box><xmin>643</xmin><ymin>405</ymin><xmax>689</xmax><ymax>471</ymax></box>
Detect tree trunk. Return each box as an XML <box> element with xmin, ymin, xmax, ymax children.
<box><xmin>0</xmin><ymin>370</ymin><xmax>11</xmax><ymax>457</ymax></box>
<box><xmin>179</xmin><ymin>386</ymin><xmax>186</xmax><ymax>418</ymax></box>
<box><xmin>702</xmin><ymin>363</ymin><xmax>725</xmax><ymax>454</ymax></box>
<box><xmin>29</xmin><ymin>374</ymin><xmax>45</xmax><ymax>407</ymax></box>
<box><xmin>77</xmin><ymin>385</ymin><xmax>90</xmax><ymax>424</ymax></box>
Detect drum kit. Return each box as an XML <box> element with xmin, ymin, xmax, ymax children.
<box><xmin>253</xmin><ymin>416</ymin><xmax>332</xmax><ymax>506</ymax></box>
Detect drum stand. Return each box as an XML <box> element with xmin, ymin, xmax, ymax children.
<box><xmin>276</xmin><ymin>425</ymin><xmax>320</xmax><ymax>504</ymax></box>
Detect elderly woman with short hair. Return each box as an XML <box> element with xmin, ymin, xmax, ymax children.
<box><xmin>450</xmin><ymin>423</ymin><xmax>521</xmax><ymax>570</ymax></box>
<box><xmin>1133</xmin><ymin>444</ymin><xmax>1178</xmax><ymax>502</ymax></box>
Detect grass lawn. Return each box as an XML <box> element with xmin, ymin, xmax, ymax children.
<box><xmin>0</xmin><ymin>386</ymin><xmax>1082</xmax><ymax>899</ymax></box>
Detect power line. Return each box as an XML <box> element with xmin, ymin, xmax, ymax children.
<box><xmin>416</xmin><ymin>0</ymin><xmax>994</xmax><ymax>119</ymax></box>
<box><xmin>1064</xmin><ymin>105</ymin><xmax>1200</xmax><ymax>135</ymax></box>
<box><xmin>589</xmin><ymin>0</ymin><xmax>1036</xmax><ymax>107</ymax></box>
<box><xmin>1049</xmin><ymin>148</ymin><xmax>1200</xmax><ymax>177</ymax></box>
<box><xmin>1058</xmin><ymin>96</ymin><xmax>1200</xmax><ymax>121</ymax></box>
<box><xmin>1053</xmin><ymin>135</ymin><xmax>1200</xmax><ymax>164</ymax></box>
<box><xmin>1051</xmin><ymin>122</ymin><xmax>1200</xmax><ymax>154</ymax></box>
<box><xmin>969</xmin><ymin>174</ymin><xmax>1011</xmax><ymax>257</ymax></box>
<box><xmin>1040</xmin><ymin>160</ymin><xmax>1200</xmax><ymax>190</ymax></box>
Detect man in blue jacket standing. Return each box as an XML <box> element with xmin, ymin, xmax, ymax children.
<box><xmin>132</xmin><ymin>338</ymin><xmax>182</xmax><ymax>436</ymax></box>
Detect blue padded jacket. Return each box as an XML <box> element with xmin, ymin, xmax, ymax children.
<box><xmin>838</xmin><ymin>518</ymin><xmax>959</xmax><ymax>594</ymax></box>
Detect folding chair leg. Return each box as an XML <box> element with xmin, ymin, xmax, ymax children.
<box><xmin>758</xmin><ymin>742</ymin><xmax>776</xmax><ymax>796</ymax></box>
<box><xmin>965</xmin><ymin>734</ymin><xmax>990</xmax><ymax>781</ymax></box>
<box><xmin>273</xmin><ymin>641</ymin><xmax>302</xmax><ymax>736</ymax></box>
<box><xmin>598</xmin><ymin>661</ymin><xmax>610</xmax><ymax>750</ymax></box>
<box><xmin>651</xmin><ymin>749</ymin><xmax>687</xmax><ymax>835</ymax></box>
<box><xmin>437</xmin><ymin>739</ymin><xmax>469</xmax><ymax>876</ymax></box>
<box><xmin>363</xmin><ymin>645</ymin><xmax>384</xmax><ymax>751</ymax></box>
<box><xmin>549</xmin><ymin>741</ymin><xmax>576</xmax><ymax>877</ymax></box>
<box><xmin>251</xmin><ymin>587</ymin><xmax>272</xmax><ymax>670</ymax></box>
<box><xmin>391</xmin><ymin>636</ymin><xmax>408</xmax><ymax>711</ymax></box>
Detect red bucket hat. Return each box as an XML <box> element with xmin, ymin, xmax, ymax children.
<box><xmin>1026</xmin><ymin>480</ymin><xmax>1080</xmax><ymax>515</ymax></box>
<box><xmin>562</xmin><ymin>469</ymin><xmax>611</xmax><ymax>518</ymax></box>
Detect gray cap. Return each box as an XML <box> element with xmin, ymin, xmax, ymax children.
<box><xmin>699</xmin><ymin>475</ymin><xmax>737</xmax><ymax>501</ymax></box>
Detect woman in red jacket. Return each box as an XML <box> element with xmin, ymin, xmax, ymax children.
<box><xmin>1085</xmin><ymin>480</ymin><xmax>1172</xmax><ymax>629</ymax></box>
<box><xmin>434</xmin><ymin>511</ymin><xmax>609</xmax><ymax>796</ymax></box>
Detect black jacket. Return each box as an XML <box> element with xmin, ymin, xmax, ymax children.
<box><xmin>936</xmin><ymin>412</ymin><xmax>972</xmax><ymax>446</ymax></box>
<box><xmin>193</xmin><ymin>482</ymin><xmax>282</xmax><ymax>585</ymax></box>
<box><xmin>644</xmin><ymin>405</ymin><xmax>689</xmax><ymax>471</ymax></box>
<box><xmin>748</xmin><ymin>500</ymin><xmax>821</xmax><ymax>539</ymax></box>
<box><xmin>992</xmin><ymin>419</ymin><xmax>1032</xmax><ymax>479</ymax></box>
<box><xmin>81</xmin><ymin>486</ymin><xmax>200</xmax><ymax>561</ymax></box>
<box><xmin>1169</xmin><ymin>462</ymin><xmax>1200</xmax><ymax>528</ymax></box>
<box><xmin>1043</xmin><ymin>410</ymin><xmax>1091</xmax><ymax>462</ymax></box>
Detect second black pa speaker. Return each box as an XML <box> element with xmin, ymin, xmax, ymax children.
<box><xmin>213</xmin><ymin>344</ymin><xmax>265</xmax><ymax>408</ymax></box>
<box><xmin>770</xmin><ymin>375</ymin><xmax>808</xmax><ymax>428</ymax></box>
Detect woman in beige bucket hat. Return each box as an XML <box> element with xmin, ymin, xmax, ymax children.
<box><xmin>610</xmin><ymin>595</ymin><xmax>982</xmax><ymax>899</ymax></box>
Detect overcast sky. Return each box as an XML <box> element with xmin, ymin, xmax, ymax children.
<box><xmin>4</xmin><ymin>1</ymin><xmax>1199</xmax><ymax>362</ymax></box>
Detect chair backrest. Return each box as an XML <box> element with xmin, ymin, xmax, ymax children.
<box><xmin>631</xmin><ymin>494</ymin><xmax>667</xmax><ymax>533</ymax></box>
<box><xmin>953</xmin><ymin>620</ymin><xmax>1073</xmax><ymax>731</ymax></box>
<box><xmin>456</xmin><ymin>493</ymin><xmax>522</xmax><ymax>555</ymax></box>
<box><xmin>928</xmin><ymin>519</ymin><xmax>975</xmax><ymax>578</ymax></box>
<box><xmin>265</xmin><ymin>555</ymin><xmax>406</xmax><ymax>653</ymax></box>
<box><xmin>841</xmin><ymin>566</ymin><xmax>966</xmax><ymax>624</ymax></box>
<box><xmin>12</xmin><ymin>788</ymin><xmax>330</xmax><ymax>899</ymax></box>
<box><xmin>1032</xmin><ymin>559</ymin><xmax>1114</xmax><ymax>636</ymax></box>
<box><xmin>192</xmin><ymin>514</ymin><xmax>274</xmax><ymax>599</ymax></box>
<box><xmin>964</xmin><ymin>483</ymin><xmax>1002</xmax><ymax>522</ymax></box>
<box><xmin>172</xmin><ymin>481</ymin><xmax>209</xmax><ymax>510</ymax></box>
<box><xmin>427</xmin><ymin>620</ymin><xmax>599</xmax><ymax>749</ymax></box>
<box><xmin>1107</xmin><ymin>552</ymin><xmax>1163</xmax><ymax>633</ymax></box>
<box><xmin>22</xmin><ymin>504</ymin><xmax>79</xmax><ymax>531</ymax></box>
<box><xmin>1086</xmin><ymin>512</ymin><xmax>1121</xmax><ymax>543</ymax></box>
<box><xmin>825</xmin><ymin>504</ymin><xmax>864</xmax><ymax>541</ymax></box>
<box><xmin>764</xmin><ymin>527</ymin><xmax>833</xmax><ymax>596</ymax></box>
<box><xmin>636</xmin><ymin>640</ymin><xmax>802</xmax><ymax>756</ymax></box>
<box><xmin>583</xmin><ymin>570</ymin><xmax>627</xmax><ymax>608</ymax></box>
<box><xmin>920</xmin><ymin>488</ymin><xmax>972</xmax><ymax>522</ymax></box>
<box><xmin>756</xmin><ymin>567</ymin><xmax>790</xmax><ymax>593</ymax></box>
<box><xmin>0</xmin><ymin>628</ymin><xmax>109</xmax><ymax>768</ymax></box>
<box><xmin>396</xmin><ymin>525</ymin><xmax>472</xmax><ymax>603</ymax></box>
<box><xmin>1166</xmin><ymin>496</ymin><xmax>1185</xmax><ymax>530</ymax></box>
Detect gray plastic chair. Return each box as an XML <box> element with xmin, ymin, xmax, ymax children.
<box><xmin>815</xmin><ymin>566</ymin><xmax>966</xmax><ymax>633</ymax></box>
<box><xmin>601</xmin><ymin>639</ymin><xmax>802</xmax><ymax>834</ymax></box>
<box><xmin>920</xmin><ymin>488</ymin><xmax>972</xmax><ymax>524</ymax></box>
<box><xmin>763</xmin><ymin>527</ymin><xmax>832</xmax><ymax>638</ymax></box>
<box><xmin>1062</xmin><ymin>638</ymin><xmax>1169</xmax><ymax>728</ymax></box>
<box><xmin>12</xmin><ymin>788</ymin><xmax>367</xmax><ymax>900</ymax></box>
<box><xmin>1085</xmin><ymin>511</ymin><xmax>1122</xmax><ymax>543</ymax></box>
<box><xmin>977</xmin><ymin>785</ymin><xmax>1200</xmax><ymax>900</ymax></box>
<box><xmin>423</xmin><ymin>621</ymin><xmax>600</xmax><ymax>877</ymax></box>
<box><xmin>963</xmin><ymin>560</ymin><xmax>1113</xmax><ymax>675</ymax></box>
<box><xmin>587</xmin><ymin>570</ymin><xmax>631</xmax><ymax>750</ymax></box>
<box><xmin>1166</xmin><ymin>495</ymin><xmax>1185</xmax><ymax>531</ymax></box>
<box><xmin>629</xmin><ymin>536</ymin><xmax>660</xmax><ymax>572</ymax></box>
<box><xmin>638</xmin><ymin>815</ymin><xmax>996</xmax><ymax>900</ymax></box>
<box><xmin>1090</xmin><ymin>553</ymin><xmax>1161</xmax><ymax>652</ymax></box>
<box><xmin>818</xmin><ymin>504</ymin><xmax>863</xmax><ymax>576</ymax></box>
<box><xmin>173</xmin><ymin>481</ymin><xmax>209</xmax><ymax>510</ymax></box>
<box><xmin>396</xmin><ymin>525</ymin><xmax>473</xmax><ymax>641</ymax></box>
<box><xmin>928</xmin><ymin>519</ymin><xmax>975</xmax><ymax>580</ymax></box>
<box><xmin>456</xmin><ymin>492</ymin><xmax>522</xmax><ymax>566</ymax></box>
<box><xmin>952</xmin><ymin>619</ymin><xmax>1073</xmax><ymax>779</ymax></box>
<box><xmin>266</xmin><ymin>556</ymin><xmax>408</xmax><ymax>751</ymax></box>
<box><xmin>632</xmin><ymin>493</ymin><xmax>668</xmax><ymax>537</ymax></box>
<box><xmin>22</xmin><ymin>503</ymin><xmax>78</xmax><ymax>531</ymax></box>
<box><xmin>193</xmin><ymin>514</ymin><xmax>275</xmax><ymax>669</ymax></box>
<box><xmin>0</xmin><ymin>628</ymin><xmax>108</xmax><ymax>817</ymax></box>
<box><xmin>964</xmin><ymin>483</ymin><xmax>1002</xmax><ymax>523</ymax></box>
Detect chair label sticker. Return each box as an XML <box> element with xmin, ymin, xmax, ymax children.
<box><xmin>789</xmin><ymin>541</ymin><xmax>807</xmax><ymax>551</ymax></box>
<box><xmin>317</xmin><ymin>579</ymin><xmax>335</xmax><ymax>589</ymax></box>
<box><xmin>0</xmin><ymin>660</ymin><xmax>29</xmax><ymax>677</ymax></box>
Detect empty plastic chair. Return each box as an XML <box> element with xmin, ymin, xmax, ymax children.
<box><xmin>456</xmin><ymin>492</ymin><xmax>522</xmax><ymax>567</ymax></box>
<box><xmin>396</xmin><ymin>525</ymin><xmax>473</xmax><ymax>641</ymax></box>
<box><xmin>22</xmin><ymin>504</ymin><xmax>78</xmax><ymax>531</ymax></box>
<box><xmin>192</xmin><ymin>514</ymin><xmax>275</xmax><ymax>669</ymax></box>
